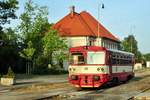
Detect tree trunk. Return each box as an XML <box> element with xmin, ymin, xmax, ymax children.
<box><xmin>49</xmin><ymin>52</ymin><xmax>53</xmax><ymax>66</ymax></box>
<box><xmin>59</xmin><ymin>60</ymin><xmax>63</xmax><ymax>68</ymax></box>
<box><xmin>26</xmin><ymin>60</ymin><xmax>32</xmax><ymax>74</ymax></box>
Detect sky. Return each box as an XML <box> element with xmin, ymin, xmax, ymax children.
<box><xmin>6</xmin><ymin>0</ymin><xmax>150</xmax><ymax>53</ymax></box>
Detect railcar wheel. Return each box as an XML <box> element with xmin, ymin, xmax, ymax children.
<box><xmin>112</xmin><ymin>77</ymin><xmax>119</xmax><ymax>85</ymax></box>
<box><xmin>127</xmin><ymin>75</ymin><xmax>133</xmax><ymax>81</ymax></box>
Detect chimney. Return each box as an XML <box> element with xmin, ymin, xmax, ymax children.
<box><xmin>69</xmin><ymin>6</ymin><xmax>75</xmax><ymax>17</ymax></box>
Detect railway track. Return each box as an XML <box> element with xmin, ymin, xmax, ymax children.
<box><xmin>34</xmin><ymin>81</ymin><xmax>150</xmax><ymax>100</ymax></box>
<box><xmin>35</xmin><ymin>82</ymin><xmax>131</xmax><ymax>100</ymax></box>
<box><xmin>128</xmin><ymin>87</ymin><xmax>150</xmax><ymax>100</ymax></box>
<box><xmin>35</xmin><ymin>88</ymin><xmax>102</xmax><ymax>100</ymax></box>
<box><xmin>35</xmin><ymin>83</ymin><xmax>120</xmax><ymax>100</ymax></box>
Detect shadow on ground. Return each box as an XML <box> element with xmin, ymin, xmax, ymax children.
<box><xmin>15</xmin><ymin>81</ymin><xmax>41</xmax><ymax>85</ymax></box>
<box><xmin>15</xmin><ymin>74</ymin><xmax>36</xmax><ymax>79</ymax></box>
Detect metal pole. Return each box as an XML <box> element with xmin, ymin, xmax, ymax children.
<box><xmin>97</xmin><ymin>3</ymin><xmax>104</xmax><ymax>46</ymax></box>
<box><xmin>130</xmin><ymin>25</ymin><xmax>135</xmax><ymax>53</ymax></box>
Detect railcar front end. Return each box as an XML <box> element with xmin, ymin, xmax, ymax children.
<box><xmin>68</xmin><ymin>46</ymin><xmax>110</xmax><ymax>88</ymax></box>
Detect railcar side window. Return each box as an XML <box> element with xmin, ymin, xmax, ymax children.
<box><xmin>87</xmin><ymin>52</ymin><xmax>105</xmax><ymax>64</ymax></box>
<box><xmin>110</xmin><ymin>52</ymin><xmax>133</xmax><ymax>65</ymax></box>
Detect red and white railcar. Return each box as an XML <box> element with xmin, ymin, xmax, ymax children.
<box><xmin>68</xmin><ymin>46</ymin><xmax>134</xmax><ymax>88</ymax></box>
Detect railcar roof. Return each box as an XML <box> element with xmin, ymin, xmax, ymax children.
<box><xmin>70</xmin><ymin>46</ymin><xmax>134</xmax><ymax>56</ymax></box>
<box><xmin>108</xmin><ymin>49</ymin><xmax>134</xmax><ymax>56</ymax></box>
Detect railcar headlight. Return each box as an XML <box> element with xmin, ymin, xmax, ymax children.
<box><xmin>101</xmin><ymin>68</ymin><xmax>104</xmax><ymax>72</ymax></box>
<box><xmin>97</xmin><ymin>68</ymin><xmax>100</xmax><ymax>71</ymax></box>
<box><xmin>71</xmin><ymin>75</ymin><xmax>78</xmax><ymax>80</ymax></box>
<box><xmin>73</xmin><ymin>68</ymin><xmax>76</xmax><ymax>71</ymax></box>
<box><xmin>93</xmin><ymin>75</ymin><xmax>100</xmax><ymax>81</ymax></box>
<box><xmin>69</xmin><ymin>68</ymin><xmax>72</xmax><ymax>71</ymax></box>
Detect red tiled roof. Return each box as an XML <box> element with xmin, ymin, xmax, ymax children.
<box><xmin>52</xmin><ymin>11</ymin><xmax>120</xmax><ymax>42</ymax></box>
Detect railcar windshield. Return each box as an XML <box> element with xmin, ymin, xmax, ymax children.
<box><xmin>87</xmin><ymin>52</ymin><xmax>105</xmax><ymax>64</ymax></box>
<box><xmin>69</xmin><ymin>51</ymin><xmax>105</xmax><ymax>65</ymax></box>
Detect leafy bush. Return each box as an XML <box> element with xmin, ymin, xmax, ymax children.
<box><xmin>33</xmin><ymin>67</ymin><xmax>68</xmax><ymax>75</ymax></box>
<box><xmin>33</xmin><ymin>66</ymin><xmax>49</xmax><ymax>75</ymax></box>
<box><xmin>3</xmin><ymin>67</ymin><xmax>15</xmax><ymax>78</ymax></box>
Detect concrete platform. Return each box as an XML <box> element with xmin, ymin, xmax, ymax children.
<box><xmin>0</xmin><ymin>74</ymin><xmax>68</xmax><ymax>100</ymax></box>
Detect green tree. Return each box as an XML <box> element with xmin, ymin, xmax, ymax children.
<box><xmin>19</xmin><ymin>41</ymin><xmax>35</xmax><ymax>74</ymax></box>
<box><xmin>42</xmin><ymin>29</ymin><xmax>68</xmax><ymax>67</ymax></box>
<box><xmin>121</xmin><ymin>35</ymin><xmax>141</xmax><ymax>61</ymax></box>
<box><xmin>0</xmin><ymin>0</ymin><xmax>18</xmax><ymax>31</ymax></box>
<box><xmin>18</xmin><ymin>0</ymin><xmax>49</xmax><ymax>52</ymax></box>
<box><xmin>18</xmin><ymin>0</ymin><xmax>50</xmax><ymax>74</ymax></box>
<box><xmin>18</xmin><ymin>0</ymin><xmax>68</xmax><ymax>74</ymax></box>
<box><xmin>143</xmin><ymin>53</ymin><xmax>150</xmax><ymax>61</ymax></box>
<box><xmin>0</xmin><ymin>0</ymin><xmax>19</xmax><ymax>74</ymax></box>
<box><xmin>121</xmin><ymin>35</ymin><xmax>138</xmax><ymax>54</ymax></box>
<box><xmin>19</xmin><ymin>41</ymin><xmax>35</xmax><ymax>62</ymax></box>
<box><xmin>136</xmin><ymin>51</ymin><xmax>143</xmax><ymax>62</ymax></box>
<box><xmin>18</xmin><ymin>0</ymin><xmax>48</xmax><ymax>44</ymax></box>
<box><xmin>0</xmin><ymin>28</ymin><xmax>19</xmax><ymax>74</ymax></box>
